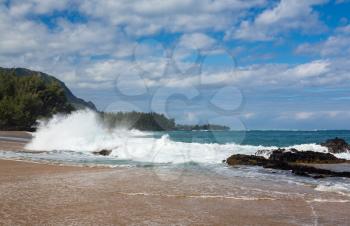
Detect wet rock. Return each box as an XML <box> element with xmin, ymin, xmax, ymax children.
<box><xmin>93</xmin><ymin>149</ymin><xmax>112</xmax><ymax>156</ymax></box>
<box><xmin>269</xmin><ymin>150</ymin><xmax>345</xmax><ymax>164</ymax></box>
<box><xmin>286</xmin><ymin>164</ymin><xmax>350</xmax><ymax>178</ymax></box>
<box><xmin>226</xmin><ymin>154</ymin><xmax>268</xmax><ymax>166</ymax></box>
<box><xmin>225</xmin><ymin>149</ymin><xmax>349</xmax><ymax>178</ymax></box>
<box><xmin>321</xmin><ymin>137</ymin><xmax>350</xmax><ymax>153</ymax></box>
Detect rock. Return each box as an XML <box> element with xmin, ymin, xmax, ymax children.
<box><xmin>321</xmin><ymin>137</ymin><xmax>350</xmax><ymax>153</ymax></box>
<box><xmin>93</xmin><ymin>149</ymin><xmax>112</xmax><ymax>156</ymax></box>
<box><xmin>226</xmin><ymin>154</ymin><xmax>268</xmax><ymax>166</ymax></box>
<box><xmin>286</xmin><ymin>163</ymin><xmax>350</xmax><ymax>178</ymax></box>
<box><xmin>225</xmin><ymin>149</ymin><xmax>349</xmax><ymax>178</ymax></box>
<box><xmin>269</xmin><ymin>150</ymin><xmax>345</xmax><ymax>164</ymax></box>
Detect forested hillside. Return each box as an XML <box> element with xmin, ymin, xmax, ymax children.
<box><xmin>101</xmin><ymin>111</ymin><xmax>176</xmax><ymax>131</ymax></box>
<box><xmin>0</xmin><ymin>67</ymin><xmax>230</xmax><ymax>132</ymax></box>
<box><xmin>0</xmin><ymin>70</ymin><xmax>74</xmax><ymax>130</ymax></box>
<box><xmin>0</xmin><ymin>67</ymin><xmax>96</xmax><ymax>110</ymax></box>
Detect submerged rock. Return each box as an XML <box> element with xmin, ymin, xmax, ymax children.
<box><xmin>93</xmin><ymin>149</ymin><xmax>112</xmax><ymax>156</ymax></box>
<box><xmin>321</xmin><ymin>137</ymin><xmax>350</xmax><ymax>153</ymax></box>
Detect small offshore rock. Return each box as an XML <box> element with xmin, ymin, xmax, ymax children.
<box><xmin>93</xmin><ymin>149</ymin><xmax>112</xmax><ymax>156</ymax></box>
<box><xmin>321</xmin><ymin>137</ymin><xmax>350</xmax><ymax>153</ymax></box>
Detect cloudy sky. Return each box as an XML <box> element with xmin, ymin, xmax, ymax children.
<box><xmin>1</xmin><ymin>0</ymin><xmax>350</xmax><ymax>129</ymax></box>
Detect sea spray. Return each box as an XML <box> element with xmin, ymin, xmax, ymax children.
<box><xmin>25</xmin><ymin>110</ymin><xmax>268</xmax><ymax>163</ymax></box>
<box><xmin>25</xmin><ymin>110</ymin><xmax>350</xmax><ymax>164</ymax></box>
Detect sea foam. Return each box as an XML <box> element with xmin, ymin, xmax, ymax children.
<box><xmin>25</xmin><ymin>110</ymin><xmax>350</xmax><ymax>164</ymax></box>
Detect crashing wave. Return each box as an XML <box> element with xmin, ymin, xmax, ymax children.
<box><xmin>25</xmin><ymin>110</ymin><xmax>350</xmax><ymax>164</ymax></box>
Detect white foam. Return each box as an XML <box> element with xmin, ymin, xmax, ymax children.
<box><xmin>25</xmin><ymin>110</ymin><xmax>350</xmax><ymax>164</ymax></box>
<box><xmin>24</xmin><ymin>110</ymin><xmax>270</xmax><ymax>164</ymax></box>
<box><xmin>311</xmin><ymin>198</ymin><xmax>350</xmax><ymax>203</ymax></box>
<box><xmin>289</xmin><ymin>144</ymin><xmax>328</xmax><ymax>152</ymax></box>
<box><xmin>315</xmin><ymin>183</ymin><xmax>350</xmax><ymax>197</ymax></box>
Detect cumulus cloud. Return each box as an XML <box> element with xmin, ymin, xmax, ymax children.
<box><xmin>78</xmin><ymin>0</ymin><xmax>266</xmax><ymax>35</ymax></box>
<box><xmin>0</xmin><ymin>0</ymin><xmax>266</xmax><ymax>88</ymax></box>
<box><xmin>296</xmin><ymin>24</ymin><xmax>350</xmax><ymax>57</ymax></box>
<box><xmin>133</xmin><ymin>58</ymin><xmax>349</xmax><ymax>90</ymax></box>
<box><xmin>0</xmin><ymin>0</ymin><xmax>348</xmax><ymax>93</ymax></box>
<box><xmin>8</xmin><ymin>0</ymin><xmax>70</xmax><ymax>16</ymax></box>
<box><xmin>178</xmin><ymin>33</ymin><xmax>216</xmax><ymax>50</ymax></box>
<box><xmin>227</xmin><ymin>0</ymin><xmax>327</xmax><ymax>41</ymax></box>
<box><xmin>285</xmin><ymin>60</ymin><xmax>330</xmax><ymax>78</ymax></box>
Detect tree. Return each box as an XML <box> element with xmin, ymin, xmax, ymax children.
<box><xmin>0</xmin><ymin>72</ymin><xmax>74</xmax><ymax>131</ymax></box>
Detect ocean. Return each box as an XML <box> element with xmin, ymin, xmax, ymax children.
<box><xmin>0</xmin><ymin>110</ymin><xmax>350</xmax><ymax>200</ymax></box>
<box><xmin>156</xmin><ymin>130</ymin><xmax>350</xmax><ymax>147</ymax></box>
<box><xmin>1</xmin><ymin>110</ymin><xmax>350</xmax><ymax>165</ymax></box>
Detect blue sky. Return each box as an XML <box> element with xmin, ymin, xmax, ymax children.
<box><xmin>1</xmin><ymin>0</ymin><xmax>350</xmax><ymax>129</ymax></box>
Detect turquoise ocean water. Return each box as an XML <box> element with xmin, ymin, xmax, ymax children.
<box><xmin>156</xmin><ymin>130</ymin><xmax>350</xmax><ymax>146</ymax></box>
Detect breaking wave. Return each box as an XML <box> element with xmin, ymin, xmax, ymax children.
<box><xmin>25</xmin><ymin>110</ymin><xmax>350</xmax><ymax>164</ymax></box>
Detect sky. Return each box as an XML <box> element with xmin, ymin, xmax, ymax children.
<box><xmin>1</xmin><ymin>0</ymin><xmax>350</xmax><ymax>130</ymax></box>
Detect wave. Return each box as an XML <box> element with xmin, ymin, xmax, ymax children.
<box><xmin>315</xmin><ymin>183</ymin><xmax>350</xmax><ymax>197</ymax></box>
<box><xmin>25</xmin><ymin>110</ymin><xmax>350</xmax><ymax>164</ymax></box>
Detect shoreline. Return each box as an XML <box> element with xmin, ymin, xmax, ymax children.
<box><xmin>1</xmin><ymin>131</ymin><xmax>350</xmax><ymax>225</ymax></box>
<box><xmin>0</xmin><ymin>131</ymin><xmax>32</xmax><ymax>151</ymax></box>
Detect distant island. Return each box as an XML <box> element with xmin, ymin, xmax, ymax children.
<box><xmin>0</xmin><ymin>67</ymin><xmax>230</xmax><ymax>131</ymax></box>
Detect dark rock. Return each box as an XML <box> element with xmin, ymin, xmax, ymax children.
<box><xmin>321</xmin><ymin>137</ymin><xmax>350</xmax><ymax>153</ymax></box>
<box><xmin>225</xmin><ymin>149</ymin><xmax>349</xmax><ymax>179</ymax></box>
<box><xmin>285</xmin><ymin>163</ymin><xmax>350</xmax><ymax>178</ymax></box>
<box><xmin>93</xmin><ymin>149</ymin><xmax>112</xmax><ymax>156</ymax></box>
<box><xmin>292</xmin><ymin>168</ymin><xmax>310</xmax><ymax>177</ymax></box>
<box><xmin>226</xmin><ymin>154</ymin><xmax>268</xmax><ymax>166</ymax></box>
<box><xmin>269</xmin><ymin>150</ymin><xmax>345</xmax><ymax>164</ymax></box>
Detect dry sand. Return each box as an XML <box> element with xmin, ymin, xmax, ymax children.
<box><xmin>0</xmin><ymin>131</ymin><xmax>349</xmax><ymax>225</ymax></box>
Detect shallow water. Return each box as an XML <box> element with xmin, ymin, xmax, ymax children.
<box><xmin>0</xmin><ymin>161</ymin><xmax>349</xmax><ymax>225</ymax></box>
<box><xmin>1</xmin><ymin>110</ymin><xmax>350</xmax><ymax>204</ymax></box>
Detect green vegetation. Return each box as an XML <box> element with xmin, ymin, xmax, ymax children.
<box><xmin>176</xmin><ymin>124</ymin><xmax>230</xmax><ymax>131</ymax></box>
<box><xmin>100</xmin><ymin>111</ymin><xmax>230</xmax><ymax>131</ymax></box>
<box><xmin>100</xmin><ymin>111</ymin><xmax>176</xmax><ymax>131</ymax></box>
<box><xmin>0</xmin><ymin>67</ymin><xmax>96</xmax><ymax>110</ymax></box>
<box><xmin>0</xmin><ymin>67</ymin><xmax>230</xmax><ymax>132</ymax></box>
<box><xmin>0</xmin><ymin>70</ymin><xmax>74</xmax><ymax>131</ymax></box>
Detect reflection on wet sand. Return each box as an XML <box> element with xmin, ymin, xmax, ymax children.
<box><xmin>0</xmin><ymin>159</ymin><xmax>350</xmax><ymax>225</ymax></box>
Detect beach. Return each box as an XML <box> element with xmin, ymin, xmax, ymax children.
<box><xmin>0</xmin><ymin>131</ymin><xmax>350</xmax><ymax>225</ymax></box>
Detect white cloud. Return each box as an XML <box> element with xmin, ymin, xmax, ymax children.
<box><xmin>295</xmin><ymin>112</ymin><xmax>315</xmax><ymax>120</ymax></box>
<box><xmin>242</xmin><ymin>112</ymin><xmax>256</xmax><ymax>119</ymax></box>
<box><xmin>0</xmin><ymin>0</ymin><xmax>349</xmax><ymax>93</ymax></box>
<box><xmin>137</xmin><ymin>57</ymin><xmax>350</xmax><ymax>89</ymax></box>
<box><xmin>8</xmin><ymin>0</ymin><xmax>70</xmax><ymax>16</ymax></box>
<box><xmin>178</xmin><ymin>33</ymin><xmax>216</xmax><ymax>50</ymax></box>
<box><xmin>0</xmin><ymin>0</ymin><xmax>266</xmax><ymax>88</ymax></box>
<box><xmin>286</xmin><ymin>60</ymin><xmax>330</xmax><ymax>78</ymax></box>
<box><xmin>296</xmin><ymin>24</ymin><xmax>350</xmax><ymax>57</ymax></box>
<box><xmin>227</xmin><ymin>0</ymin><xmax>327</xmax><ymax>41</ymax></box>
<box><xmin>78</xmin><ymin>0</ymin><xmax>267</xmax><ymax>35</ymax></box>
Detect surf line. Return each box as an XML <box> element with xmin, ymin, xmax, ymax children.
<box><xmin>115</xmin><ymin>192</ymin><xmax>277</xmax><ymax>201</ymax></box>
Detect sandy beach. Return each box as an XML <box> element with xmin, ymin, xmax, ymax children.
<box><xmin>0</xmin><ymin>131</ymin><xmax>31</xmax><ymax>151</ymax></box>
<box><xmin>0</xmin><ymin>131</ymin><xmax>350</xmax><ymax>225</ymax></box>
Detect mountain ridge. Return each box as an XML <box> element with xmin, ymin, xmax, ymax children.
<box><xmin>0</xmin><ymin>67</ymin><xmax>96</xmax><ymax>110</ymax></box>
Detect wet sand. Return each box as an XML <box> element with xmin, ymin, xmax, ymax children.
<box><xmin>0</xmin><ymin>131</ymin><xmax>350</xmax><ymax>225</ymax></box>
<box><xmin>0</xmin><ymin>131</ymin><xmax>31</xmax><ymax>151</ymax></box>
